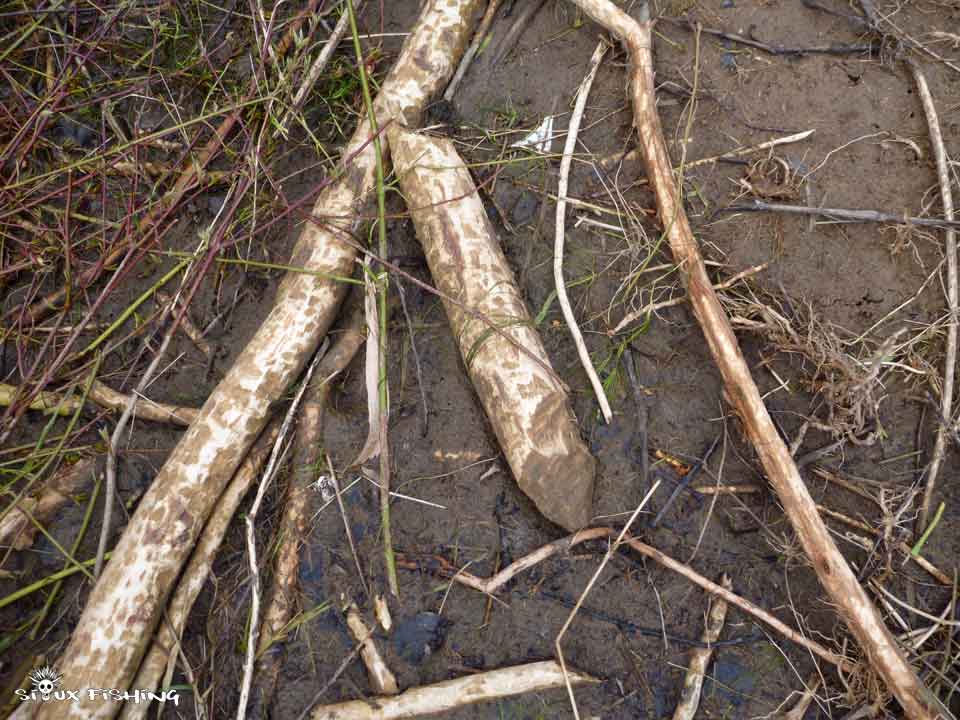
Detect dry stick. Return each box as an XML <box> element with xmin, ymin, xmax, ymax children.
<box><xmin>32</xmin><ymin>6</ymin><xmax>482</xmax><ymax>717</ymax></box>
<box><xmin>621</xmin><ymin>537</ymin><xmax>849</xmax><ymax>669</ymax></box>
<box><xmin>394</xmin><ymin>278</ymin><xmax>428</xmax><ymax>437</ymax></box>
<box><xmin>910</xmin><ymin>61</ymin><xmax>957</xmax><ymax>533</ymax></box>
<box><xmin>0</xmin><ymin>381</ymin><xmax>198</xmax><ymax>426</ymax></box>
<box><xmin>444</xmin><ymin>0</ymin><xmax>502</xmax><ymax>100</ymax></box>
<box><xmin>555</xmin><ymin>41</ymin><xmax>613</xmax><ymax>423</ymax></box>
<box><xmin>249</xmin><ymin>303</ymin><xmax>366</xmax><ymax>718</ymax></box>
<box><xmin>662</xmin><ymin>16</ymin><xmax>876</xmax><ymax>56</ymax></box>
<box><xmin>280</xmin><ymin>1</ymin><xmax>359</xmax><ymax>134</ymax></box>
<box><xmin>563</xmin><ymin>2</ymin><xmax>943</xmax><ymax>716</ymax></box>
<box><xmin>344</xmin><ymin>602</ymin><xmax>399</xmax><ymax>695</ymax></box>
<box><xmin>672</xmin><ymin>574</ymin><xmax>731</xmax><ymax>720</ymax></box>
<box><xmin>600</xmin><ymin>129</ymin><xmax>815</xmax><ymax>170</ymax></box>
<box><xmin>296</xmin><ymin>636</ymin><xmax>371</xmax><ymax>720</ymax></box>
<box><xmin>489</xmin><ymin>0</ymin><xmax>547</xmax><ymax>66</ymax></box>
<box><xmin>399</xmin><ymin>527</ymin><xmax>847</xmax><ymax>668</ymax></box>
<box><xmin>611</xmin><ymin>262</ymin><xmax>769</xmax><ymax>334</ymax></box>
<box><xmin>783</xmin><ymin>676</ymin><xmax>821</xmax><ymax>720</ymax></box>
<box><xmin>725</xmin><ymin>199</ymin><xmax>960</xmax><ymax>231</ymax></box>
<box><xmin>119</xmin><ymin>422</ymin><xmax>281</xmax><ymax>720</ymax></box>
<box><xmin>155</xmin><ymin>290</ymin><xmax>213</xmax><ymax>358</ymax></box>
<box><xmin>237</xmin><ymin>348</ymin><xmax>327</xmax><ymax>720</ymax></box>
<box><xmin>328</xmin><ymin>453</ymin><xmax>367</xmax><ymax>597</ymax></box>
<box><xmin>310</xmin><ymin>661</ymin><xmax>598</xmax><ymax>720</ymax></box>
<box><xmin>0</xmin><ymin>458</ymin><xmax>96</xmax><ymax>551</ymax></box>
<box><xmin>555</xmin><ymin>481</ymin><xmax>659</xmax><ymax>720</ymax></box>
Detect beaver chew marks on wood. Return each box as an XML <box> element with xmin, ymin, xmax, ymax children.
<box><xmin>24</xmin><ymin>3</ymin><xmax>484</xmax><ymax>719</ymax></box>
<box><xmin>390</xmin><ymin>127</ymin><xmax>596</xmax><ymax>531</ymax></box>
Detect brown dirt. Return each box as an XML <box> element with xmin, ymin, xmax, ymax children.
<box><xmin>2</xmin><ymin>1</ymin><xmax>959</xmax><ymax>718</ymax></box>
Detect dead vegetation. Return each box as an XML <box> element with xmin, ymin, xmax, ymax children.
<box><xmin>1</xmin><ymin>0</ymin><xmax>959</xmax><ymax>718</ymax></box>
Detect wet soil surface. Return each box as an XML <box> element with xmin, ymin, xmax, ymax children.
<box><xmin>3</xmin><ymin>1</ymin><xmax>960</xmax><ymax>718</ymax></box>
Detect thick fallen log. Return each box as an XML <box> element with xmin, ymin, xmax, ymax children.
<box><xmin>26</xmin><ymin>3</ymin><xmax>482</xmax><ymax>718</ymax></box>
<box><xmin>310</xmin><ymin>660</ymin><xmax>597</xmax><ymax>719</ymax></box>
<box><xmin>565</xmin><ymin>1</ymin><xmax>944</xmax><ymax>717</ymax></box>
<box><xmin>389</xmin><ymin>127</ymin><xmax>596</xmax><ymax>531</ymax></box>
<box><xmin>118</xmin><ymin>421</ymin><xmax>280</xmax><ymax>720</ymax></box>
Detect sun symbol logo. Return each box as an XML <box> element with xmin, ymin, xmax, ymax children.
<box><xmin>28</xmin><ymin>666</ymin><xmax>62</xmax><ymax>698</ymax></box>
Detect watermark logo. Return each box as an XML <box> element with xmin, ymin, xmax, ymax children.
<box><xmin>28</xmin><ymin>666</ymin><xmax>62</xmax><ymax>699</ymax></box>
<box><xmin>17</xmin><ymin>666</ymin><xmax>180</xmax><ymax>706</ymax></box>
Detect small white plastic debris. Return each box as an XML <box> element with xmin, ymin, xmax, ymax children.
<box><xmin>313</xmin><ymin>474</ymin><xmax>335</xmax><ymax>503</ymax></box>
<box><xmin>511</xmin><ymin>115</ymin><xmax>555</xmax><ymax>154</ymax></box>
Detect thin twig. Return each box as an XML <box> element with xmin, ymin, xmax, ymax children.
<box><xmin>910</xmin><ymin>61</ymin><xmax>957</xmax><ymax>532</ymax></box>
<box><xmin>236</xmin><ymin>348</ymin><xmax>327</xmax><ymax>720</ymax></box>
<box><xmin>444</xmin><ymin>0</ymin><xmax>502</xmax><ymax>100</ymax></box>
<box><xmin>662</xmin><ymin>16</ymin><xmax>876</xmax><ymax>56</ymax></box>
<box><xmin>328</xmin><ymin>453</ymin><xmax>369</xmax><ymax>598</ymax></box>
<box><xmin>281</xmin><ymin>2</ymin><xmax>360</xmax><ymax>133</ymax></box>
<box><xmin>723</xmin><ymin>199</ymin><xmax>960</xmax><ymax>231</ymax></box>
<box><xmin>600</xmin><ymin>129</ymin><xmax>815</xmax><ymax>170</ymax></box>
<box><xmin>156</xmin><ymin>290</ymin><xmax>214</xmax><ymax>358</ymax></box>
<box><xmin>395</xmin><ymin>277</ymin><xmax>429</xmax><ymax>437</ymax></box>
<box><xmin>295</xmin><ymin>636</ymin><xmax>370</xmax><ymax>720</ymax></box>
<box><xmin>623</xmin><ymin>349</ymin><xmax>649</xmax><ymax>488</ymax></box>
<box><xmin>94</xmin><ymin>317</ymin><xmax>178</xmax><ymax>579</ymax></box>
<box><xmin>651</xmin><ymin>435</ymin><xmax>719</xmax><ymax>528</ymax></box>
<box><xmin>555</xmin><ymin>40</ymin><xmax>613</xmax><ymax>423</ymax></box>
<box><xmin>555</xmin><ymin>481</ymin><xmax>660</xmax><ymax>719</ymax></box>
<box><xmin>489</xmin><ymin>0</ymin><xmax>547</xmax><ymax>66</ymax></box>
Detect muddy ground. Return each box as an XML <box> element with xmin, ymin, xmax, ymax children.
<box><xmin>2</xmin><ymin>0</ymin><xmax>960</xmax><ymax>718</ymax></box>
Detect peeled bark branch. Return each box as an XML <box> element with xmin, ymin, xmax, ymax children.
<box><xmin>248</xmin><ymin>303</ymin><xmax>366</xmax><ymax>719</ymax></box>
<box><xmin>29</xmin><ymin>4</ymin><xmax>482</xmax><ymax>718</ymax></box>
<box><xmin>389</xmin><ymin>127</ymin><xmax>596</xmax><ymax>531</ymax></box>
<box><xmin>672</xmin><ymin>574</ymin><xmax>731</xmax><ymax>720</ymax></box>
<box><xmin>118</xmin><ymin>422</ymin><xmax>280</xmax><ymax>720</ymax></box>
<box><xmin>310</xmin><ymin>660</ymin><xmax>597</xmax><ymax>719</ymax></box>
<box><xmin>565</xmin><ymin>1</ymin><xmax>943</xmax><ymax>717</ymax></box>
